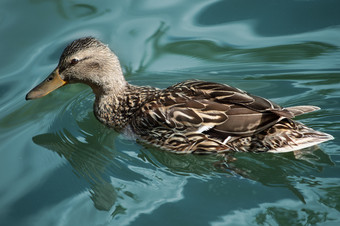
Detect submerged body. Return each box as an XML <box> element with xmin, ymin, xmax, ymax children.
<box><xmin>26</xmin><ymin>37</ymin><xmax>333</xmax><ymax>154</ymax></box>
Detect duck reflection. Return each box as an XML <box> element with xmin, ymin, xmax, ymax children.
<box><xmin>32</xmin><ymin>113</ymin><xmax>334</xmax><ymax>213</ymax></box>
<box><xmin>137</xmin><ymin>143</ymin><xmax>334</xmax><ymax>204</ymax></box>
<box><xmin>32</xmin><ymin>123</ymin><xmax>120</xmax><ymax>211</ymax></box>
<box><xmin>221</xmin><ymin>148</ymin><xmax>334</xmax><ymax>203</ymax></box>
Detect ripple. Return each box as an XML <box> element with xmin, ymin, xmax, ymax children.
<box><xmin>212</xmin><ymin>177</ymin><xmax>340</xmax><ymax>225</ymax></box>
<box><xmin>196</xmin><ymin>0</ymin><xmax>340</xmax><ymax>36</ymax></box>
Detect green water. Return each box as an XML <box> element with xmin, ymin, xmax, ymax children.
<box><xmin>1</xmin><ymin>0</ymin><xmax>340</xmax><ymax>225</ymax></box>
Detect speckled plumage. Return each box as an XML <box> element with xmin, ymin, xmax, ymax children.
<box><xmin>26</xmin><ymin>37</ymin><xmax>334</xmax><ymax>154</ymax></box>
<box><xmin>94</xmin><ymin>84</ymin><xmax>158</xmax><ymax>130</ymax></box>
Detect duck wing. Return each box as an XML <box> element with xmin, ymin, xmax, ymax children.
<box><xmin>132</xmin><ymin>80</ymin><xmax>320</xmax><ymax>151</ymax></box>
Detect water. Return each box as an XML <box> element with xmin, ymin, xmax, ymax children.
<box><xmin>1</xmin><ymin>0</ymin><xmax>340</xmax><ymax>225</ymax></box>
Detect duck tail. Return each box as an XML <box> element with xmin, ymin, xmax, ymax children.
<box><xmin>265</xmin><ymin>120</ymin><xmax>334</xmax><ymax>153</ymax></box>
<box><xmin>285</xmin><ymin>105</ymin><xmax>320</xmax><ymax>117</ymax></box>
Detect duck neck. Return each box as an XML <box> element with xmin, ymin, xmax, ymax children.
<box><xmin>93</xmin><ymin>84</ymin><xmax>158</xmax><ymax>130</ymax></box>
<box><xmin>89</xmin><ymin>65</ymin><xmax>127</xmax><ymax>98</ymax></box>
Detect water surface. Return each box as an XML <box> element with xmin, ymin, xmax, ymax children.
<box><xmin>1</xmin><ymin>0</ymin><xmax>340</xmax><ymax>225</ymax></box>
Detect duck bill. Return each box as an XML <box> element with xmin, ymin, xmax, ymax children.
<box><xmin>26</xmin><ymin>69</ymin><xmax>67</xmax><ymax>100</ymax></box>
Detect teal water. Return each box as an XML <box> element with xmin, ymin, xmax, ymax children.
<box><xmin>1</xmin><ymin>0</ymin><xmax>340</xmax><ymax>225</ymax></box>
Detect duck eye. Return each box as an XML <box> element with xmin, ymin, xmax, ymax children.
<box><xmin>70</xmin><ymin>58</ymin><xmax>79</xmax><ymax>65</ymax></box>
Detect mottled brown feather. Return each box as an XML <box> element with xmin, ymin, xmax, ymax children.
<box><xmin>127</xmin><ymin>80</ymin><xmax>332</xmax><ymax>153</ymax></box>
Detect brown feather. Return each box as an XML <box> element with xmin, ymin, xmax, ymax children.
<box><xmin>129</xmin><ymin>80</ymin><xmax>332</xmax><ymax>153</ymax></box>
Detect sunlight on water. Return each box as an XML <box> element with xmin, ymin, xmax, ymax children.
<box><xmin>1</xmin><ymin>0</ymin><xmax>340</xmax><ymax>225</ymax></box>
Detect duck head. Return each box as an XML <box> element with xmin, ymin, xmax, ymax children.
<box><xmin>26</xmin><ymin>37</ymin><xmax>127</xmax><ymax>100</ymax></box>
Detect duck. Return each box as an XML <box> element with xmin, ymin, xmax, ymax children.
<box><xmin>26</xmin><ymin>37</ymin><xmax>333</xmax><ymax>154</ymax></box>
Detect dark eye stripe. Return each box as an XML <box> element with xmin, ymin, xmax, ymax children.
<box><xmin>59</xmin><ymin>56</ymin><xmax>91</xmax><ymax>73</ymax></box>
<box><xmin>70</xmin><ymin>56</ymin><xmax>91</xmax><ymax>66</ymax></box>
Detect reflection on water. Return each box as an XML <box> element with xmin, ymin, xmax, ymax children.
<box><xmin>31</xmin><ymin>92</ymin><xmax>334</xmax><ymax>218</ymax></box>
<box><xmin>1</xmin><ymin>0</ymin><xmax>340</xmax><ymax>225</ymax></box>
<box><xmin>163</xmin><ymin>40</ymin><xmax>337</xmax><ymax>63</ymax></box>
<box><xmin>137</xmin><ymin>21</ymin><xmax>339</xmax><ymax>71</ymax></box>
<box><xmin>29</xmin><ymin>92</ymin><xmax>188</xmax><ymax>223</ymax></box>
<box><xmin>32</xmin><ymin>127</ymin><xmax>188</xmax><ymax>224</ymax></box>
